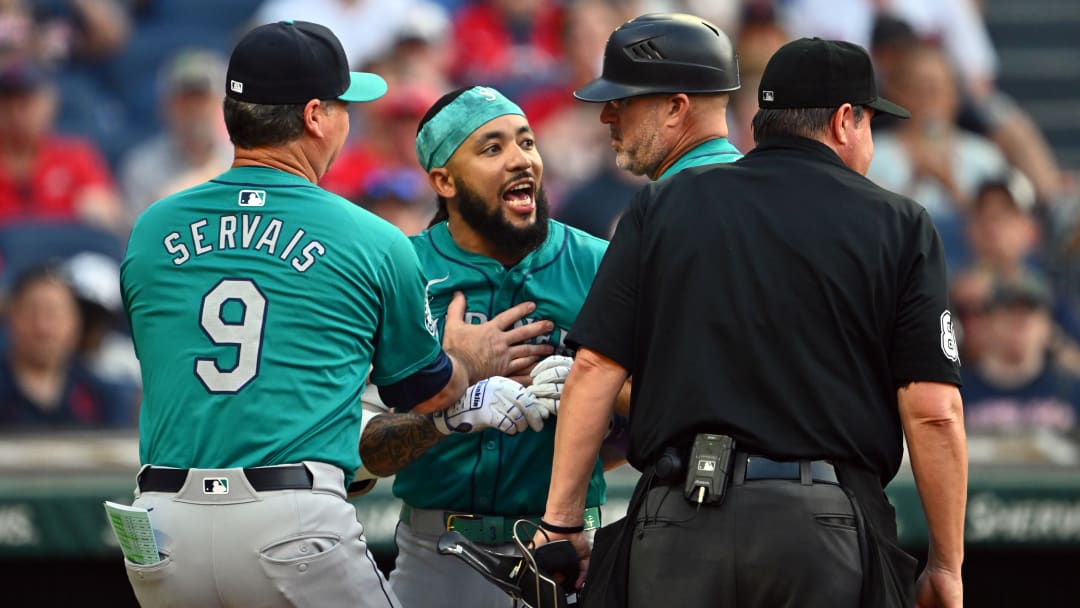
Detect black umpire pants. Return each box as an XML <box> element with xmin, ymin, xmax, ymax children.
<box><xmin>626</xmin><ymin>473</ymin><xmax>862</xmax><ymax>607</ymax></box>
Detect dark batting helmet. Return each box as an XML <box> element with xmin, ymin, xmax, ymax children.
<box><xmin>574</xmin><ymin>13</ymin><xmax>740</xmax><ymax>102</ymax></box>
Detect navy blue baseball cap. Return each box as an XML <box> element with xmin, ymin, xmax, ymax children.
<box><xmin>226</xmin><ymin>20</ymin><xmax>387</xmax><ymax>105</ymax></box>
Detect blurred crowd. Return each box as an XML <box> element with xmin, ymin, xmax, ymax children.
<box><xmin>0</xmin><ymin>0</ymin><xmax>1077</xmax><ymax>465</ymax></box>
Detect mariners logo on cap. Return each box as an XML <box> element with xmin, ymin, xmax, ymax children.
<box><xmin>204</xmin><ymin>478</ymin><xmax>229</xmax><ymax>494</ymax></box>
<box><xmin>239</xmin><ymin>190</ymin><xmax>266</xmax><ymax>207</ymax></box>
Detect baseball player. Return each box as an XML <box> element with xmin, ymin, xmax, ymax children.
<box><xmin>356</xmin><ymin>86</ymin><xmax>616</xmax><ymax>608</ymax></box>
<box><xmin>119</xmin><ymin>23</ymin><xmax>550</xmax><ymax>608</ymax></box>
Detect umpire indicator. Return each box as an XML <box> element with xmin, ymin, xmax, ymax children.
<box><xmin>684</xmin><ymin>433</ymin><xmax>734</xmax><ymax>505</ymax></box>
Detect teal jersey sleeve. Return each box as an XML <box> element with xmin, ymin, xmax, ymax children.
<box><xmin>395</xmin><ymin>221</ymin><xmax>610</xmax><ymax>515</ymax></box>
<box><xmin>369</xmin><ymin>234</ymin><xmax>442</xmax><ymax>386</ymax></box>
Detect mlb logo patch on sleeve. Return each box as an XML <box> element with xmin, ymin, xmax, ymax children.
<box><xmin>239</xmin><ymin>190</ymin><xmax>266</xmax><ymax>207</ymax></box>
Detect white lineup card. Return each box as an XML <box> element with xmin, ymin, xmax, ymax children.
<box><xmin>103</xmin><ymin>501</ymin><xmax>161</xmax><ymax>565</ymax></box>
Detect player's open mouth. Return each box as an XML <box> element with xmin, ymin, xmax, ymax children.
<box><xmin>501</xmin><ymin>179</ymin><xmax>535</xmax><ymax>214</ymax></box>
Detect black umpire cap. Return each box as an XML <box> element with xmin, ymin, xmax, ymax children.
<box><xmin>758</xmin><ymin>37</ymin><xmax>910</xmax><ymax>118</ymax></box>
<box><xmin>574</xmin><ymin>13</ymin><xmax>740</xmax><ymax>102</ymax></box>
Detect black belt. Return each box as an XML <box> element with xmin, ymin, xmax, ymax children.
<box><xmin>138</xmin><ymin>464</ymin><xmax>314</xmax><ymax>493</ymax></box>
<box><xmin>738</xmin><ymin>453</ymin><xmax>838</xmax><ymax>485</ymax></box>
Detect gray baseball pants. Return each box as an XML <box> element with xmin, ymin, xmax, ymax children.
<box><xmin>124</xmin><ymin>461</ymin><xmax>399</xmax><ymax>608</ymax></box>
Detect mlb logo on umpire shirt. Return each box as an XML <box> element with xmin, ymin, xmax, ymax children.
<box><xmin>204</xmin><ymin>478</ymin><xmax>229</xmax><ymax>494</ymax></box>
<box><xmin>239</xmin><ymin>190</ymin><xmax>266</xmax><ymax>207</ymax></box>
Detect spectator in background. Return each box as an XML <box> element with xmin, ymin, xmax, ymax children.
<box><xmin>372</xmin><ymin>0</ymin><xmax>453</xmax><ymax>91</ymax></box>
<box><xmin>449</xmin><ymin>0</ymin><xmax>564</xmax><ymax>100</ymax></box>
<box><xmin>781</xmin><ymin>0</ymin><xmax>1069</xmax><ymax>206</ymax></box>
<box><xmin>966</xmin><ymin>171</ymin><xmax>1042</xmax><ymax>280</ymax></box>
<box><xmin>357</xmin><ymin>169</ymin><xmax>434</xmax><ymax>236</ymax></box>
<box><xmin>962</xmin><ymin>172</ymin><xmax>1080</xmax><ymax>373</ymax></box>
<box><xmin>961</xmin><ymin>275</ymin><xmax>1080</xmax><ymax>450</ymax></box>
<box><xmin>950</xmin><ymin>266</ymin><xmax>995</xmax><ymax>367</ymax></box>
<box><xmin>0</xmin><ymin>0</ymin><xmax>130</xmax><ymax>66</ymax></box>
<box><xmin>0</xmin><ymin>263</ymin><xmax>134</xmax><ymax>428</ymax></box>
<box><xmin>251</xmin><ymin>0</ymin><xmax>441</xmax><ymax>69</ymax></box>
<box><xmin>776</xmin><ymin>0</ymin><xmax>997</xmax><ymax>96</ymax></box>
<box><xmin>866</xmin><ymin>13</ymin><xmax>920</xmax><ymax>136</ymax></box>
<box><xmin>63</xmin><ymin>251</ymin><xmax>140</xmax><ymax>391</ymax></box>
<box><xmin>0</xmin><ymin>0</ymin><xmax>34</xmax><ymax>62</ymax></box>
<box><xmin>554</xmin><ymin>163</ymin><xmax>642</xmax><ymax>239</ymax></box>
<box><xmin>680</xmin><ymin>0</ymin><xmax>741</xmax><ymax>35</ymax></box>
<box><xmin>0</xmin><ymin>57</ymin><xmax>125</xmax><ymax>233</ymax></box>
<box><xmin>118</xmin><ymin>48</ymin><xmax>231</xmax><ymax>218</ymax></box>
<box><xmin>868</xmin><ymin>43</ymin><xmax>1006</xmax><ymax>269</ymax></box>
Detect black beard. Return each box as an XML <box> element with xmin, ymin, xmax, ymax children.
<box><xmin>455</xmin><ymin>180</ymin><xmax>550</xmax><ymax>263</ymax></box>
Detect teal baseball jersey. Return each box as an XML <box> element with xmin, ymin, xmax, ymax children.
<box><xmin>656</xmin><ymin>137</ymin><xmax>742</xmax><ymax>180</ymax></box>
<box><xmin>393</xmin><ymin>220</ymin><xmax>608</xmax><ymax>515</ymax></box>
<box><xmin>121</xmin><ymin>166</ymin><xmax>442</xmax><ymax>479</ymax></box>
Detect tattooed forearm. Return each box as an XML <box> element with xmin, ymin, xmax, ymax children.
<box><xmin>359</xmin><ymin>412</ymin><xmax>446</xmax><ymax>477</ymax></box>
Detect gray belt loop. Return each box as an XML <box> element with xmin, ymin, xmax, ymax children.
<box><xmin>799</xmin><ymin>460</ymin><xmax>812</xmax><ymax>486</ymax></box>
<box><xmin>133</xmin><ymin>463</ymin><xmax>150</xmax><ymax>499</ymax></box>
<box><xmin>303</xmin><ymin>461</ymin><xmax>346</xmax><ymax>498</ymax></box>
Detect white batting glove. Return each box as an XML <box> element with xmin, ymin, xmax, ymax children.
<box><xmin>432</xmin><ymin>377</ymin><xmax>547</xmax><ymax>435</ymax></box>
<box><xmin>529</xmin><ymin>355</ymin><xmax>573</xmax><ymax>415</ymax></box>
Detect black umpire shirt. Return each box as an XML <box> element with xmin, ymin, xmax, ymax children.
<box><xmin>568</xmin><ymin>135</ymin><xmax>962</xmax><ymax>486</ymax></box>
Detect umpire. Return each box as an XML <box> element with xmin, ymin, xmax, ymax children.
<box><xmin>537</xmin><ymin>38</ymin><xmax>967</xmax><ymax>608</ymax></box>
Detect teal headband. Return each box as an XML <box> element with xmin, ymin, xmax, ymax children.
<box><xmin>416</xmin><ymin>86</ymin><xmax>525</xmax><ymax>172</ymax></box>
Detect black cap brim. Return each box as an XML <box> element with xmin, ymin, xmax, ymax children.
<box><xmin>573</xmin><ymin>77</ymin><xmax>663</xmax><ymax>102</ymax></box>
<box><xmin>867</xmin><ymin>96</ymin><xmax>910</xmax><ymax>119</ymax></box>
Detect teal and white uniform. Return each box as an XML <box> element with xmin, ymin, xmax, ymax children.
<box><xmin>656</xmin><ymin>137</ymin><xmax>742</xmax><ymax>180</ymax></box>
<box><xmin>388</xmin><ymin>219</ymin><xmax>608</xmax><ymax>608</ymax></box>
<box><xmin>121</xmin><ymin>166</ymin><xmax>440</xmax><ymax>608</ymax></box>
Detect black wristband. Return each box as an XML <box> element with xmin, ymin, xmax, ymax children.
<box><xmin>538</xmin><ymin>518</ymin><xmax>585</xmax><ymax>534</ymax></box>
